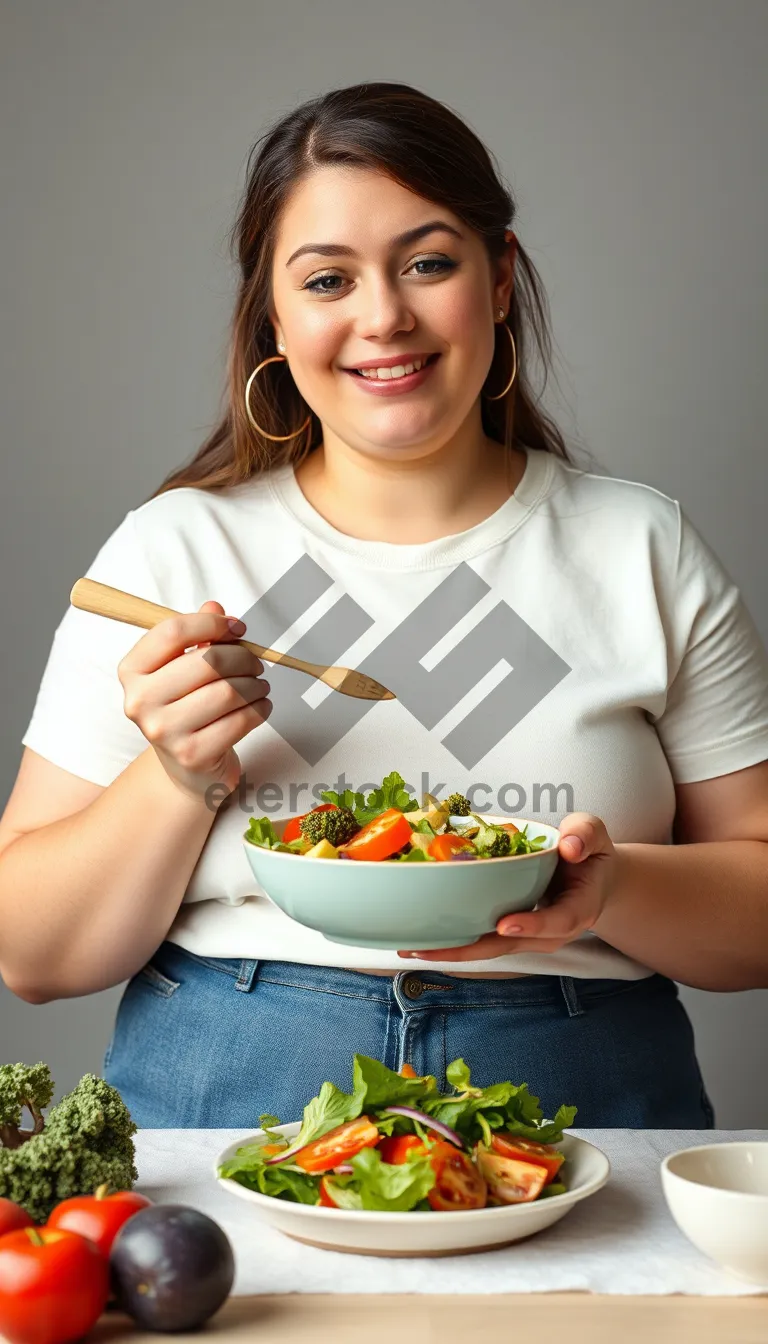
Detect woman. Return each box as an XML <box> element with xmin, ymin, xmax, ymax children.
<box><xmin>3</xmin><ymin>82</ymin><xmax>768</xmax><ymax>1130</ymax></box>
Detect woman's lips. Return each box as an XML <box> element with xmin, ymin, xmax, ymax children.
<box><xmin>343</xmin><ymin>353</ymin><xmax>441</xmax><ymax>395</ymax></box>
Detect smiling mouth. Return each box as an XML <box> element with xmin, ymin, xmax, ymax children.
<box><xmin>346</xmin><ymin>353</ymin><xmax>441</xmax><ymax>379</ymax></box>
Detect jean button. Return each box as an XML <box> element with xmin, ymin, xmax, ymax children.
<box><xmin>403</xmin><ymin>976</ymin><xmax>424</xmax><ymax>999</ymax></box>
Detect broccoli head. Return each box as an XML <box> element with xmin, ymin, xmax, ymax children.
<box><xmin>482</xmin><ymin>829</ymin><xmax>512</xmax><ymax>858</ymax></box>
<box><xmin>0</xmin><ymin>1066</ymin><xmax>138</xmax><ymax>1223</ymax></box>
<box><xmin>446</xmin><ymin>793</ymin><xmax>472</xmax><ymax>816</ymax></box>
<box><xmin>300</xmin><ymin>806</ymin><xmax>360</xmax><ymax>847</ymax></box>
<box><xmin>0</xmin><ymin>1063</ymin><xmax>55</xmax><ymax>1150</ymax></box>
<box><xmin>469</xmin><ymin>815</ymin><xmax>513</xmax><ymax>858</ymax></box>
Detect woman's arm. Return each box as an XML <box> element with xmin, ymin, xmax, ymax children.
<box><xmin>592</xmin><ymin>759</ymin><xmax>768</xmax><ymax>991</ymax></box>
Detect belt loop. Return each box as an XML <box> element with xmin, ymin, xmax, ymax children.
<box><xmin>235</xmin><ymin>959</ymin><xmax>260</xmax><ymax>993</ymax></box>
<box><xmin>559</xmin><ymin>975</ymin><xmax>585</xmax><ymax>1018</ymax></box>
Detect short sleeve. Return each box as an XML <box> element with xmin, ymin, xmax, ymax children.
<box><xmin>651</xmin><ymin>503</ymin><xmax>768</xmax><ymax>783</ymax></box>
<box><xmin>20</xmin><ymin>511</ymin><xmax>162</xmax><ymax>786</ymax></box>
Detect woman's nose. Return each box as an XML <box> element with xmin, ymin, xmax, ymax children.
<box><xmin>353</xmin><ymin>281</ymin><xmax>416</xmax><ymax>340</ymax></box>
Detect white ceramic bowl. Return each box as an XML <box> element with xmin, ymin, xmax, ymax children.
<box><xmin>661</xmin><ymin>1142</ymin><xmax>768</xmax><ymax>1286</ymax></box>
<box><xmin>215</xmin><ymin>1124</ymin><xmax>610</xmax><ymax>1257</ymax></box>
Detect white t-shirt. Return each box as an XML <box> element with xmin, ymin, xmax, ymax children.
<box><xmin>21</xmin><ymin>448</ymin><xmax>768</xmax><ymax>978</ymax></box>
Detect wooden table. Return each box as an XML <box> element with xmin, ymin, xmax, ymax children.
<box><xmin>81</xmin><ymin>1293</ymin><xmax>767</xmax><ymax>1342</ymax></box>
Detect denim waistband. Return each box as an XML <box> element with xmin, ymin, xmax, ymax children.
<box><xmin>156</xmin><ymin>941</ymin><xmax>666</xmax><ymax>1020</ymax></box>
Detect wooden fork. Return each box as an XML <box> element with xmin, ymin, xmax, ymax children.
<box><xmin>69</xmin><ymin>578</ymin><xmax>396</xmax><ymax>702</ymax></box>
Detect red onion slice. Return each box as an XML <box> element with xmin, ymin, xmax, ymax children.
<box><xmin>381</xmin><ymin>1105</ymin><xmax>464</xmax><ymax>1148</ymax></box>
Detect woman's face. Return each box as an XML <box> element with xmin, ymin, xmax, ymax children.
<box><xmin>269</xmin><ymin>166</ymin><xmax>514</xmax><ymax>464</ymax></box>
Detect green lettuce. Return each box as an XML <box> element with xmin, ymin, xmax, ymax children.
<box><xmin>321</xmin><ymin>771</ymin><xmax>420</xmax><ymax>827</ymax></box>
<box><xmin>325</xmin><ymin>1145</ymin><xmax>436</xmax><ymax>1212</ymax></box>
<box><xmin>243</xmin><ymin>817</ymin><xmax>305</xmax><ymax>854</ymax></box>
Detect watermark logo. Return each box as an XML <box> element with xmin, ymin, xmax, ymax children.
<box><xmin>205</xmin><ymin>554</ymin><xmax>571</xmax><ymax>770</ymax></box>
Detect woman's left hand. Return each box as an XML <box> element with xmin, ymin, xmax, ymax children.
<box><xmin>397</xmin><ymin>813</ymin><xmax>618</xmax><ymax>962</ymax></box>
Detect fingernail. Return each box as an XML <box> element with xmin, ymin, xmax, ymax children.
<box><xmin>500</xmin><ymin>923</ymin><xmax>523</xmax><ymax>935</ymax></box>
<box><xmin>227</xmin><ymin>618</ymin><xmax>246</xmax><ymax>635</ymax></box>
<box><xmin>563</xmin><ymin>836</ymin><xmax>584</xmax><ymax>856</ymax></box>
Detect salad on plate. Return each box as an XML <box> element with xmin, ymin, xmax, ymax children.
<box><xmin>217</xmin><ymin>1055</ymin><xmax>577</xmax><ymax>1212</ymax></box>
<box><xmin>243</xmin><ymin>771</ymin><xmax>549</xmax><ymax>863</ymax></box>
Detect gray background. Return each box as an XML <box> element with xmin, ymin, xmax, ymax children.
<box><xmin>1</xmin><ymin>1</ymin><xmax>766</xmax><ymax>1120</ymax></box>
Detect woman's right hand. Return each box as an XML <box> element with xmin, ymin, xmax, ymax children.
<box><xmin>117</xmin><ymin>600</ymin><xmax>272</xmax><ymax>803</ymax></box>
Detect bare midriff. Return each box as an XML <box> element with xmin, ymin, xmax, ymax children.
<box><xmin>351</xmin><ymin>967</ymin><xmax>530</xmax><ymax>979</ymax></box>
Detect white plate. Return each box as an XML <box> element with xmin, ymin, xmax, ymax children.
<box><xmin>214</xmin><ymin>1124</ymin><xmax>610</xmax><ymax>1257</ymax></box>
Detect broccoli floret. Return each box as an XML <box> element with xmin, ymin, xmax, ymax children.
<box><xmin>0</xmin><ymin>1065</ymin><xmax>138</xmax><ymax>1223</ymax></box>
<box><xmin>469</xmin><ymin>814</ymin><xmax>512</xmax><ymax>858</ymax></box>
<box><xmin>482</xmin><ymin>830</ymin><xmax>512</xmax><ymax>858</ymax></box>
<box><xmin>446</xmin><ymin>793</ymin><xmax>472</xmax><ymax>816</ymax></box>
<box><xmin>299</xmin><ymin>806</ymin><xmax>360</xmax><ymax>847</ymax></box>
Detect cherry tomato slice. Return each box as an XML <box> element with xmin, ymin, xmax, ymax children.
<box><xmin>427</xmin><ymin>1141</ymin><xmax>487</xmax><ymax>1211</ymax></box>
<box><xmin>489</xmin><ymin>1132</ymin><xmax>565</xmax><ymax>1184</ymax></box>
<box><xmin>342</xmin><ymin>809</ymin><xmax>414</xmax><ymax>862</ymax></box>
<box><xmin>318</xmin><ymin>1176</ymin><xmax>339</xmax><ymax>1208</ymax></box>
<box><xmin>293</xmin><ymin>1116</ymin><xmax>381</xmax><ymax>1173</ymax></box>
<box><xmin>377</xmin><ymin>1135</ymin><xmax>426</xmax><ymax>1165</ymax></box>
<box><xmin>282</xmin><ymin>803</ymin><xmax>337</xmax><ymax>843</ymax></box>
<box><xmin>475</xmin><ymin>1147</ymin><xmax>548</xmax><ymax>1203</ymax></box>
<box><xmin>427</xmin><ymin>834</ymin><xmax>475</xmax><ymax>861</ymax></box>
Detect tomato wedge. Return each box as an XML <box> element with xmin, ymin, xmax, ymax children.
<box><xmin>377</xmin><ymin>1134</ymin><xmax>426</xmax><ymax>1165</ymax></box>
<box><xmin>318</xmin><ymin>1176</ymin><xmax>339</xmax><ymax>1208</ymax></box>
<box><xmin>427</xmin><ymin>833</ymin><xmax>475</xmax><ymax>861</ymax></box>
<box><xmin>475</xmin><ymin>1146</ymin><xmax>548</xmax><ymax>1203</ymax></box>
<box><xmin>489</xmin><ymin>1132</ymin><xmax>564</xmax><ymax>1184</ymax></box>
<box><xmin>341</xmin><ymin>808</ymin><xmax>414</xmax><ymax>862</ymax></box>
<box><xmin>282</xmin><ymin>803</ymin><xmax>337</xmax><ymax>843</ymax></box>
<box><xmin>293</xmin><ymin>1117</ymin><xmax>381</xmax><ymax>1173</ymax></box>
<box><xmin>427</xmin><ymin>1141</ymin><xmax>487</xmax><ymax>1211</ymax></box>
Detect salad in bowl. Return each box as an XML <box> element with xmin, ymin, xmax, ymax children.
<box><xmin>241</xmin><ymin>772</ymin><xmax>561</xmax><ymax>950</ymax></box>
<box><xmin>215</xmin><ymin>1055</ymin><xmax>610</xmax><ymax>1256</ymax></box>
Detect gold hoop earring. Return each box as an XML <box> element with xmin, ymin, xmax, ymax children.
<box><xmin>483</xmin><ymin>319</ymin><xmax>518</xmax><ymax>401</ymax></box>
<box><xmin>244</xmin><ymin>353</ymin><xmax>312</xmax><ymax>442</ymax></box>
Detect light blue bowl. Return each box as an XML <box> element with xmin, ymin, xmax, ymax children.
<box><xmin>241</xmin><ymin>815</ymin><xmax>560</xmax><ymax>950</ymax></box>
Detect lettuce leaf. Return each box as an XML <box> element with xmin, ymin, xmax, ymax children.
<box><xmin>321</xmin><ymin>771</ymin><xmax>419</xmax><ymax>827</ymax></box>
<box><xmin>328</xmin><ymin>1145</ymin><xmax>436</xmax><ymax>1211</ymax></box>
<box><xmin>423</xmin><ymin>1058</ymin><xmax>577</xmax><ymax>1145</ymax></box>
<box><xmin>352</xmin><ymin>1056</ymin><xmax>438</xmax><ymax>1110</ymax></box>
<box><xmin>243</xmin><ymin>817</ymin><xmax>305</xmax><ymax>853</ymax></box>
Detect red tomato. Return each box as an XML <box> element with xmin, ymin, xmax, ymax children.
<box><xmin>46</xmin><ymin>1183</ymin><xmax>152</xmax><ymax>1258</ymax></box>
<box><xmin>282</xmin><ymin>803</ymin><xmax>337</xmax><ymax>843</ymax></box>
<box><xmin>399</xmin><ymin>1063</ymin><xmax>418</xmax><ymax>1079</ymax></box>
<box><xmin>377</xmin><ymin>1135</ymin><xmax>426</xmax><ymax>1165</ymax></box>
<box><xmin>427</xmin><ymin>1141</ymin><xmax>487</xmax><ymax>1211</ymax></box>
<box><xmin>489</xmin><ymin>1132</ymin><xmax>565</xmax><ymax>1184</ymax></box>
<box><xmin>342</xmin><ymin>809</ymin><xmax>414</xmax><ymax>862</ymax></box>
<box><xmin>427</xmin><ymin>833</ymin><xmax>474</xmax><ymax>861</ymax></box>
<box><xmin>293</xmin><ymin>1117</ymin><xmax>381</xmax><ymax>1173</ymax></box>
<box><xmin>475</xmin><ymin>1146</ymin><xmax>548</xmax><ymax>1203</ymax></box>
<box><xmin>498</xmin><ymin>821</ymin><xmax>520</xmax><ymax>834</ymax></box>
<box><xmin>0</xmin><ymin>1200</ymin><xmax>33</xmax><ymax>1238</ymax></box>
<box><xmin>318</xmin><ymin>1176</ymin><xmax>339</xmax><ymax>1208</ymax></box>
<box><xmin>0</xmin><ymin>1226</ymin><xmax>109</xmax><ymax>1344</ymax></box>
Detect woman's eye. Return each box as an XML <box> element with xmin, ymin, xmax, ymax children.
<box><xmin>302</xmin><ymin>257</ymin><xmax>456</xmax><ymax>295</ymax></box>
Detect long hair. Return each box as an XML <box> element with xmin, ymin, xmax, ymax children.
<box><xmin>148</xmin><ymin>82</ymin><xmax>575</xmax><ymax>500</ymax></box>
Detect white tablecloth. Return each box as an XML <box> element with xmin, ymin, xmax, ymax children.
<box><xmin>134</xmin><ymin>1128</ymin><xmax>768</xmax><ymax>1296</ymax></box>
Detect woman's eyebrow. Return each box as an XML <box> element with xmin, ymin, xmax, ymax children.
<box><xmin>285</xmin><ymin>221</ymin><xmax>464</xmax><ymax>268</ymax></box>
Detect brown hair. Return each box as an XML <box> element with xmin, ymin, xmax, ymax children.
<box><xmin>148</xmin><ymin>81</ymin><xmax>575</xmax><ymax>501</ymax></box>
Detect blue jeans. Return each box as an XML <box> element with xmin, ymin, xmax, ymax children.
<box><xmin>103</xmin><ymin>941</ymin><xmax>716</xmax><ymax>1130</ymax></box>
